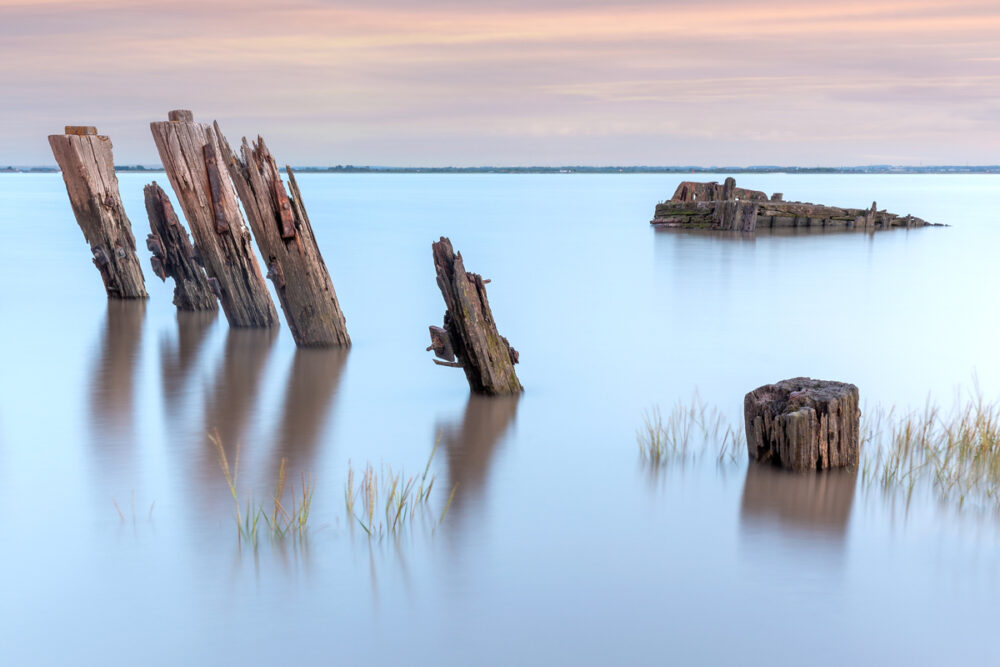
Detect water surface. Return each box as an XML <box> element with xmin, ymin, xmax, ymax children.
<box><xmin>1</xmin><ymin>173</ymin><xmax>999</xmax><ymax>665</ymax></box>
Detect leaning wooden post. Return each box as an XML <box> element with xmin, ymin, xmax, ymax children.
<box><xmin>427</xmin><ymin>237</ymin><xmax>522</xmax><ymax>395</ymax></box>
<box><xmin>144</xmin><ymin>182</ymin><xmax>218</xmax><ymax>312</ymax></box>
<box><xmin>219</xmin><ymin>131</ymin><xmax>350</xmax><ymax>347</ymax></box>
<box><xmin>48</xmin><ymin>126</ymin><xmax>148</xmax><ymax>299</ymax></box>
<box><xmin>149</xmin><ymin>110</ymin><xmax>277</xmax><ymax>328</ymax></box>
<box><xmin>744</xmin><ymin>377</ymin><xmax>860</xmax><ymax>472</ymax></box>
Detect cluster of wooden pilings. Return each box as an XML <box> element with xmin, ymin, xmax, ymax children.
<box><xmin>49</xmin><ymin>111</ymin><xmax>521</xmax><ymax>396</ymax></box>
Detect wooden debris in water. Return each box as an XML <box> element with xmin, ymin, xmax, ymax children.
<box><xmin>48</xmin><ymin>126</ymin><xmax>148</xmax><ymax>299</ymax></box>
<box><xmin>745</xmin><ymin>377</ymin><xmax>860</xmax><ymax>472</ymax></box>
<box><xmin>428</xmin><ymin>237</ymin><xmax>522</xmax><ymax>395</ymax></box>
<box><xmin>220</xmin><ymin>132</ymin><xmax>350</xmax><ymax>347</ymax></box>
<box><xmin>144</xmin><ymin>182</ymin><xmax>218</xmax><ymax>312</ymax></box>
<box><xmin>149</xmin><ymin>110</ymin><xmax>278</xmax><ymax>328</ymax></box>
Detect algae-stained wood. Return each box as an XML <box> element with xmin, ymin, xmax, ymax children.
<box><xmin>430</xmin><ymin>237</ymin><xmax>522</xmax><ymax>395</ymax></box>
<box><xmin>149</xmin><ymin>111</ymin><xmax>277</xmax><ymax>328</ymax></box>
<box><xmin>48</xmin><ymin>128</ymin><xmax>148</xmax><ymax>299</ymax></box>
<box><xmin>144</xmin><ymin>181</ymin><xmax>218</xmax><ymax>312</ymax></box>
<box><xmin>220</xmin><ymin>132</ymin><xmax>350</xmax><ymax>347</ymax></box>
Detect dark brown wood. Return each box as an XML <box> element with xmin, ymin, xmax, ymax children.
<box><xmin>48</xmin><ymin>128</ymin><xmax>148</xmax><ymax>299</ymax></box>
<box><xmin>149</xmin><ymin>111</ymin><xmax>278</xmax><ymax>328</ymax></box>
<box><xmin>144</xmin><ymin>181</ymin><xmax>218</xmax><ymax>312</ymax></box>
<box><xmin>744</xmin><ymin>377</ymin><xmax>860</xmax><ymax>472</ymax></box>
<box><xmin>65</xmin><ymin>126</ymin><xmax>97</xmax><ymax>136</ymax></box>
<box><xmin>429</xmin><ymin>237</ymin><xmax>522</xmax><ymax>395</ymax></box>
<box><xmin>219</xmin><ymin>131</ymin><xmax>350</xmax><ymax>347</ymax></box>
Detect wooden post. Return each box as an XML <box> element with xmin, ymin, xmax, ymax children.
<box><xmin>149</xmin><ymin>111</ymin><xmax>278</xmax><ymax>328</ymax></box>
<box><xmin>744</xmin><ymin>377</ymin><xmax>860</xmax><ymax>472</ymax></box>
<box><xmin>144</xmin><ymin>182</ymin><xmax>218</xmax><ymax>312</ymax></box>
<box><xmin>428</xmin><ymin>237</ymin><xmax>522</xmax><ymax>395</ymax></box>
<box><xmin>48</xmin><ymin>126</ymin><xmax>148</xmax><ymax>299</ymax></box>
<box><xmin>219</xmin><ymin>132</ymin><xmax>350</xmax><ymax>347</ymax></box>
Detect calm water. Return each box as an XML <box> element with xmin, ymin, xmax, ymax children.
<box><xmin>2</xmin><ymin>173</ymin><xmax>1000</xmax><ymax>665</ymax></box>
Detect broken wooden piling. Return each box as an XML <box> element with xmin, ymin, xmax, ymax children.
<box><xmin>428</xmin><ymin>237</ymin><xmax>522</xmax><ymax>395</ymax></box>
<box><xmin>744</xmin><ymin>377</ymin><xmax>860</xmax><ymax>472</ymax></box>
<box><xmin>48</xmin><ymin>126</ymin><xmax>148</xmax><ymax>299</ymax></box>
<box><xmin>149</xmin><ymin>111</ymin><xmax>278</xmax><ymax>328</ymax></box>
<box><xmin>220</xmin><ymin>132</ymin><xmax>350</xmax><ymax>347</ymax></box>
<box><xmin>144</xmin><ymin>182</ymin><xmax>218</xmax><ymax>312</ymax></box>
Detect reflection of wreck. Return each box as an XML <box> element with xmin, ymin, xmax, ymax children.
<box><xmin>651</xmin><ymin>177</ymin><xmax>937</xmax><ymax>232</ymax></box>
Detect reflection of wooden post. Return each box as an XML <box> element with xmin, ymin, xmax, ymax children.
<box><xmin>429</xmin><ymin>237</ymin><xmax>522</xmax><ymax>395</ymax></box>
<box><xmin>144</xmin><ymin>182</ymin><xmax>218</xmax><ymax>312</ymax></box>
<box><xmin>48</xmin><ymin>126</ymin><xmax>148</xmax><ymax>299</ymax></box>
<box><xmin>740</xmin><ymin>463</ymin><xmax>856</xmax><ymax>537</ymax></box>
<box><xmin>149</xmin><ymin>111</ymin><xmax>278</xmax><ymax>328</ymax></box>
<box><xmin>220</xmin><ymin>133</ymin><xmax>350</xmax><ymax>346</ymax></box>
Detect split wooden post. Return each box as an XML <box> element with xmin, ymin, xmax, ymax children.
<box><xmin>149</xmin><ymin>111</ymin><xmax>278</xmax><ymax>328</ymax></box>
<box><xmin>744</xmin><ymin>377</ymin><xmax>860</xmax><ymax>472</ymax></box>
<box><xmin>48</xmin><ymin>126</ymin><xmax>148</xmax><ymax>299</ymax></box>
<box><xmin>428</xmin><ymin>237</ymin><xmax>522</xmax><ymax>395</ymax></box>
<box><xmin>219</xmin><ymin>132</ymin><xmax>350</xmax><ymax>347</ymax></box>
<box><xmin>144</xmin><ymin>182</ymin><xmax>218</xmax><ymax>312</ymax></box>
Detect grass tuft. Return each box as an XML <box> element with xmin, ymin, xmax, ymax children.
<box><xmin>210</xmin><ymin>431</ymin><xmax>314</xmax><ymax>548</ymax></box>
<box><xmin>861</xmin><ymin>386</ymin><xmax>1000</xmax><ymax>511</ymax></box>
<box><xmin>344</xmin><ymin>438</ymin><xmax>455</xmax><ymax>540</ymax></box>
<box><xmin>637</xmin><ymin>396</ymin><xmax>744</xmax><ymax>468</ymax></box>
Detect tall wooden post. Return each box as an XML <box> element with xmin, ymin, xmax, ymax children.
<box><xmin>48</xmin><ymin>126</ymin><xmax>147</xmax><ymax>299</ymax></box>
<box><xmin>220</xmin><ymin>132</ymin><xmax>350</xmax><ymax>347</ymax></box>
<box><xmin>149</xmin><ymin>111</ymin><xmax>277</xmax><ymax>328</ymax></box>
<box><xmin>428</xmin><ymin>237</ymin><xmax>522</xmax><ymax>395</ymax></box>
<box><xmin>144</xmin><ymin>182</ymin><xmax>218</xmax><ymax>312</ymax></box>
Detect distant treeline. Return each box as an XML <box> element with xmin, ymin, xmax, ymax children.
<box><xmin>5</xmin><ymin>164</ymin><xmax>1000</xmax><ymax>175</ymax></box>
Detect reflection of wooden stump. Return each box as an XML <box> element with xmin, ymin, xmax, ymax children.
<box><xmin>442</xmin><ymin>395</ymin><xmax>520</xmax><ymax>519</ymax></box>
<box><xmin>90</xmin><ymin>301</ymin><xmax>146</xmax><ymax>433</ymax></box>
<box><xmin>270</xmin><ymin>347</ymin><xmax>348</xmax><ymax>477</ymax></box>
<box><xmin>740</xmin><ymin>463</ymin><xmax>856</xmax><ymax>537</ymax></box>
<box><xmin>744</xmin><ymin>377</ymin><xmax>859</xmax><ymax>471</ymax></box>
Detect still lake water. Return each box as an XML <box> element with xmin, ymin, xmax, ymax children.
<box><xmin>1</xmin><ymin>172</ymin><xmax>1000</xmax><ymax>665</ymax></box>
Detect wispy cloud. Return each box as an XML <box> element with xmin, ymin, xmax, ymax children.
<box><xmin>3</xmin><ymin>0</ymin><xmax>999</xmax><ymax>165</ymax></box>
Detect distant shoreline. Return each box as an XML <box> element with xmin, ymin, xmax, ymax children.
<box><xmin>3</xmin><ymin>165</ymin><xmax>998</xmax><ymax>175</ymax></box>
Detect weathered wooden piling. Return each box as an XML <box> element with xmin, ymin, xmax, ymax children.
<box><xmin>744</xmin><ymin>377</ymin><xmax>860</xmax><ymax>472</ymax></box>
<box><xmin>144</xmin><ymin>182</ymin><xmax>218</xmax><ymax>312</ymax></box>
<box><xmin>219</xmin><ymin>132</ymin><xmax>350</xmax><ymax>347</ymax></box>
<box><xmin>428</xmin><ymin>237</ymin><xmax>522</xmax><ymax>395</ymax></box>
<box><xmin>149</xmin><ymin>111</ymin><xmax>278</xmax><ymax>328</ymax></box>
<box><xmin>48</xmin><ymin>126</ymin><xmax>148</xmax><ymax>299</ymax></box>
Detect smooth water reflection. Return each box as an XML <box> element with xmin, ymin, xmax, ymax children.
<box><xmin>2</xmin><ymin>173</ymin><xmax>1000</xmax><ymax>665</ymax></box>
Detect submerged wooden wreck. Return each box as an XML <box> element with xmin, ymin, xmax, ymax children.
<box><xmin>651</xmin><ymin>177</ymin><xmax>937</xmax><ymax>232</ymax></box>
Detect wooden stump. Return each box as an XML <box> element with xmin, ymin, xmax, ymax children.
<box><xmin>429</xmin><ymin>237</ymin><xmax>522</xmax><ymax>395</ymax></box>
<box><xmin>144</xmin><ymin>182</ymin><xmax>218</xmax><ymax>312</ymax></box>
<box><xmin>149</xmin><ymin>111</ymin><xmax>278</xmax><ymax>328</ymax></box>
<box><xmin>220</xmin><ymin>132</ymin><xmax>350</xmax><ymax>347</ymax></box>
<box><xmin>48</xmin><ymin>127</ymin><xmax>148</xmax><ymax>299</ymax></box>
<box><xmin>744</xmin><ymin>377</ymin><xmax>859</xmax><ymax>472</ymax></box>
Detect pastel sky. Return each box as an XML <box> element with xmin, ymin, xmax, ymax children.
<box><xmin>4</xmin><ymin>0</ymin><xmax>1000</xmax><ymax>166</ymax></box>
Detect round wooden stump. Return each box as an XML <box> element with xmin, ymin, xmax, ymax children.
<box><xmin>744</xmin><ymin>377</ymin><xmax>859</xmax><ymax>472</ymax></box>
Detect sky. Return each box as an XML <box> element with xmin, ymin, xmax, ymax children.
<box><xmin>3</xmin><ymin>0</ymin><xmax>1000</xmax><ymax>166</ymax></box>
